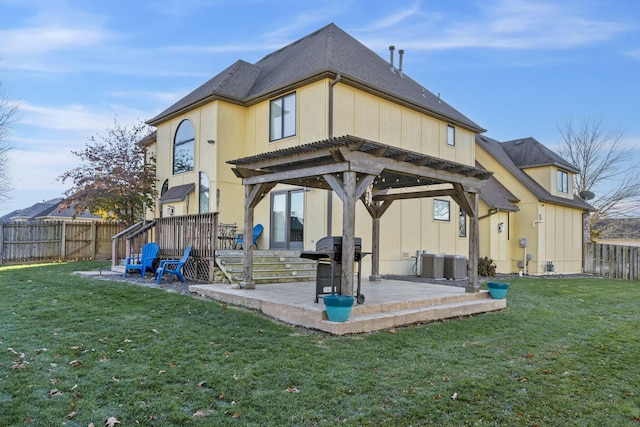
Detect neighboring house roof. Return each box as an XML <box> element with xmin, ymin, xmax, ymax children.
<box><xmin>138</xmin><ymin>130</ymin><xmax>157</xmax><ymax>148</ymax></box>
<box><xmin>1</xmin><ymin>198</ymin><xmax>102</xmax><ymax>222</ymax></box>
<box><xmin>476</xmin><ymin>135</ymin><xmax>593</xmax><ymax>211</ymax></box>
<box><xmin>159</xmin><ymin>183</ymin><xmax>196</xmax><ymax>204</ymax></box>
<box><xmin>148</xmin><ymin>23</ymin><xmax>484</xmax><ymax>133</ymax></box>
<box><xmin>1</xmin><ymin>198</ymin><xmax>62</xmax><ymax>222</ymax></box>
<box><xmin>501</xmin><ymin>137</ymin><xmax>579</xmax><ymax>173</ymax></box>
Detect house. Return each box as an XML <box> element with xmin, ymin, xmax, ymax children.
<box><xmin>143</xmin><ymin>23</ymin><xmax>589</xmax><ymax>279</ymax></box>
<box><xmin>476</xmin><ymin>136</ymin><xmax>592</xmax><ymax>274</ymax></box>
<box><xmin>1</xmin><ymin>198</ymin><xmax>102</xmax><ymax>222</ymax></box>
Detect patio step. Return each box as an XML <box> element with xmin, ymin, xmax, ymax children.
<box><xmin>189</xmin><ymin>282</ymin><xmax>507</xmax><ymax>335</ymax></box>
<box><xmin>216</xmin><ymin>250</ymin><xmax>317</xmax><ymax>285</ymax></box>
<box><xmin>276</xmin><ymin>292</ymin><xmax>505</xmax><ymax>335</ymax></box>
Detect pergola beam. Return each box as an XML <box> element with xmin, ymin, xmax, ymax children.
<box><xmin>229</xmin><ymin>136</ymin><xmax>491</xmax><ymax>294</ymax></box>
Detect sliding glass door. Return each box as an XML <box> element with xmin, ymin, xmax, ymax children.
<box><xmin>270</xmin><ymin>190</ymin><xmax>304</xmax><ymax>250</ymax></box>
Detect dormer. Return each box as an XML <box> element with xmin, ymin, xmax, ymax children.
<box><xmin>500</xmin><ymin>137</ymin><xmax>579</xmax><ymax>199</ymax></box>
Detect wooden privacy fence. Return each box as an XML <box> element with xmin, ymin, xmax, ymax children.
<box><xmin>0</xmin><ymin>221</ymin><xmax>126</xmax><ymax>264</ymax></box>
<box><xmin>584</xmin><ymin>243</ymin><xmax>640</xmax><ymax>281</ymax></box>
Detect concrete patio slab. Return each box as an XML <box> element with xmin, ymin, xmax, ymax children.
<box><xmin>189</xmin><ymin>278</ymin><xmax>506</xmax><ymax>335</ymax></box>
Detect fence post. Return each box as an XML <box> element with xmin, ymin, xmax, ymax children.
<box><xmin>0</xmin><ymin>222</ymin><xmax>3</xmax><ymax>265</ymax></box>
<box><xmin>60</xmin><ymin>221</ymin><xmax>66</xmax><ymax>261</ymax></box>
<box><xmin>91</xmin><ymin>222</ymin><xmax>97</xmax><ymax>260</ymax></box>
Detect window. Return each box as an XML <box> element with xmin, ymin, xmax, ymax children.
<box><xmin>434</xmin><ymin>199</ymin><xmax>450</xmax><ymax>221</ymax></box>
<box><xmin>160</xmin><ymin>179</ymin><xmax>169</xmax><ymax>196</ymax></box>
<box><xmin>459</xmin><ymin>210</ymin><xmax>467</xmax><ymax>237</ymax></box>
<box><xmin>199</xmin><ymin>171</ymin><xmax>209</xmax><ymax>213</ymax></box>
<box><xmin>173</xmin><ymin>120</ymin><xmax>195</xmax><ymax>174</ymax></box>
<box><xmin>557</xmin><ymin>170</ymin><xmax>569</xmax><ymax>193</ymax></box>
<box><xmin>270</xmin><ymin>92</ymin><xmax>296</xmax><ymax>141</ymax></box>
<box><xmin>447</xmin><ymin>125</ymin><xmax>455</xmax><ymax>146</ymax></box>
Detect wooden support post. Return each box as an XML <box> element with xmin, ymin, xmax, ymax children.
<box><xmin>341</xmin><ymin>171</ymin><xmax>356</xmax><ymax>296</ymax></box>
<box><xmin>466</xmin><ymin>192</ymin><xmax>480</xmax><ymax>293</ymax></box>
<box><xmin>370</xmin><ymin>216</ymin><xmax>381</xmax><ymax>281</ymax></box>
<box><xmin>243</xmin><ymin>185</ymin><xmax>255</xmax><ymax>289</ymax></box>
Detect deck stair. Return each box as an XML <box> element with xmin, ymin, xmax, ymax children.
<box><xmin>215</xmin><ymin>249</ymin><xmax>316</xmax><ymax>285</ymax></box>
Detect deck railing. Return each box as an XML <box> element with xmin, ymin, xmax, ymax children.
<box><xmin>112</xmin><ymin>213</ymin><xmax>220</xmax><ymax>282</ymax></box>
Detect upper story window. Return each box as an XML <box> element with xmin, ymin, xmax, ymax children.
<box><xmin>447</xmin><ymin>125</ymin><xmax>455</xmax><ymax>147</ymax></box>
<box><xmin>199</xmin><ymin>171</ymin><xmax>210</xmax><ymax>214</ymax></box>
<box><xmin>434</xmin><ymin>199</ymin><xmax>450</xmax><ymax>221</ymax></box>
<box><xmin>557</xmin><ymin>170</ymin><xmax>569</xmax><ymax>193</ymax></box>
<box><xmin>174</xmin><ymin>119</ymin><xmax>195</xmax><ymax>174</ymax></box>
<box><xmin>270</xmin><ymin>92</ymin><xmax>296</xmax><ymax>141</ymax></box>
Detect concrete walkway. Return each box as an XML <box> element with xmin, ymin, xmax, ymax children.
<box><xmin>190</xmin><ymin>278</ymin><xmax>506</xmax><ymax>335</ymax></box>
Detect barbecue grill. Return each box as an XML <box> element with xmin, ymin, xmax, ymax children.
<box><xmin>300</xmin><ymin>236</ymin><xmax>368</xmax><ymax>304</ymax></box>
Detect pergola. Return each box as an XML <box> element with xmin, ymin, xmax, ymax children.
<box><xmin>228</xmin><ymin>135</ymin><xmax>492</xmax><ymax>294</ymax></box>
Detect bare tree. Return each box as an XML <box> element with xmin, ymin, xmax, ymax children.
<box><xmin>557</xmin><ymin>118</ymin><xmax>640</xmax><ymax>239</ymax></box>
<box><xmin>59</xmin><ymin>118</ymin><xmax>156</xmax><ymax>226</ymax></box>
<box><xmin>0</xmin><ymin>81</ymin><xmax>19</xmax><ymax>204</ymax></box>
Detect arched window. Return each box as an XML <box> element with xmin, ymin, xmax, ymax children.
<box><xmin>173</xmin><ymin>120</ymin><xmax>195</xmax><ymax>174</ymax></box>
<box><xmin>160</xmin><ymin>179</ymin><xmax>169</xmax><ymax>196</ymax></box>
<box><xmin>199</xmin><ymin>171</ymin><xmax>210</xmax><ymax>213</ymax></box>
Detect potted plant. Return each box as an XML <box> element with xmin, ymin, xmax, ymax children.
<box><xmin>487</xmin><ymin>282</ymin><xmax>509</xmax><ymax>299</ymax></box>
<box><xmin>323</xmin><ymin>294</ymin><xmax>354</xmax><ymax>322</ymax></box>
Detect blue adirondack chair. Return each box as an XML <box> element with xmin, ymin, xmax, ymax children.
<box><xmin>124</xmin><ymin>242</ymin><xmax>160</xmax><ymax>278</ymax></box>
<box><xmin>235</xmin><ymin>224</ymin><xmax>263</xmax><ymax>249</ymax></box>
<box><xmin>156</xmin><ymin>245</ymin><xmax>192</xmax><ymax>284</ymax></box>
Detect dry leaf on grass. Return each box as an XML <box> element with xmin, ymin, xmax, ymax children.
<box><xmin>105</xmin><ymin>416</ymin><xmax>120</xmax><ymax>426</ymax></box>
<box><xmin>286</xmin><ymin>386</ymin><xmax>300</xmax><ymax>393</ymax></box>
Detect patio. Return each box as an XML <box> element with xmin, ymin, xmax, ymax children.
<box><xmin>189</xmin><ymin>278</ymin><xmax>506</xmax><ymax>335</ymax></box>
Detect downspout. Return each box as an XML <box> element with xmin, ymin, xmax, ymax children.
<box><xmin>327</xmin><ymin>74</ymin><xmax>341</xmax><ymax>236</ymax></box>
<box><xmin>328</xmin><ymin>73</ymin><xmax>341</xmax><ymax>139</ymax></box>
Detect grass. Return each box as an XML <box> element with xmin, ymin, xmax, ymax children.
<box><xmin>1</xmin><ymin>262</ymin><xmax>639</xmax><ymax>426</ymax></box>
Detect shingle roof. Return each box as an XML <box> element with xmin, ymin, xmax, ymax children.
<box><xmin>476</xmin><ymin>135</ymin><xmax>593</xmax><ymax>211</ymax></box>
<box><xmin>1</xmin><ymin>198</ymin><xmax>102</xmax><ymax>222</ymax></box>
<box><xmin>159</xmin><ymin>183</ymin><xmax>195</xmax><ymax>204</ymax></box>
<box><xmin>476</xmin><ymin>164</ymin><xmax>520</xmax><ymax>212</ymax></box>
<box><xmin>501</xmin><ymin>137</ymin><xmax>579</xmax><ymax>173</ymax></box>
<box><xmin>1</xmin><ymin>198</ymin><xmax>61</xmax><ymax>221</ymax></box>
<box><xmin>148</xmin><ymin>23</ymin><xmax>484</xmax><ymax>132</ymax></box>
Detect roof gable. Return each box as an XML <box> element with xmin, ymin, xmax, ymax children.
<box><xmin>476</xmin><ymin>135</ymin><xmax>592</xmax><ymax>211</ymax></box>
<box><xmin>148</xmin><ymin>23</ymin><xmax>483</xmax><ymax>132</ymax></box>
<box><xmin>501</xmin><ymin>137</ymin><xmax>579</xmax><ymax>173</ymax></box>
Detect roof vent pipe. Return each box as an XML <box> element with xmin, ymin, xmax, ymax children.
<box><xmin>388</xmin><ymin>45</ymin><xmax>395</xmax><ymax>72</ymax></box>
<box><xmin>398</xmin><ymin>49</ymin><xmax>404</xmax><ymax>76</ymax></box>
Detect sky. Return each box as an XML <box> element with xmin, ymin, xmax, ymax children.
<box><xmin>1</xmin><ymin>0</ymin><xmax>639</xmax><ymax>216</ymax></box>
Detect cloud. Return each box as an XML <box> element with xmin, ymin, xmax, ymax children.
<box><xmin>625</xmin><ymin>48</ymin><xmax>640</xmax><ymax>59</ymax></box>
<box><xmin>0</xmin><ymin>26</ymin><xmax>114</xmax><ymax>56</ymax></box>
<box><xmin>356</xmin><ymin>2</ymin><xmax>426</xmax><ymax>32</ymax></box>
<box><xmin>18</xmin><ymin>102</ymin><xmax>149</xmax><ymax>133</ymax></box>
<box><xmin>8</xmin><ymin>148</ymin><xmax>74</xmax><ymax>190</ymax></box>
<box><xmin>360</xmin><ymin>0</ymin><xmax>635</xmax><ymax>52</ymax></box>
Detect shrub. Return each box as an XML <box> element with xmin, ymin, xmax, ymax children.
<box><xmin>478</xmin><ymin>256</ymin><xmax>496</xmax><ymax>277</ymax></box>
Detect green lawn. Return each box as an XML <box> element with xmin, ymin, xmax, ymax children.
<box><xmin>1</xmin><ymin>261</ymin><xmax>639</xmax><ymax>426</ymax></box>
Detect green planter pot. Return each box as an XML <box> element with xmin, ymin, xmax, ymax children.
<box><xmin>487</xmin><ymin>282</ymin><xmax>509</xmax><ymax>299</ymax></box>
<box><xmin>323</xmin><ymin>295</ymin><xmax>354</xmax><ymax>322</ymax></box>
